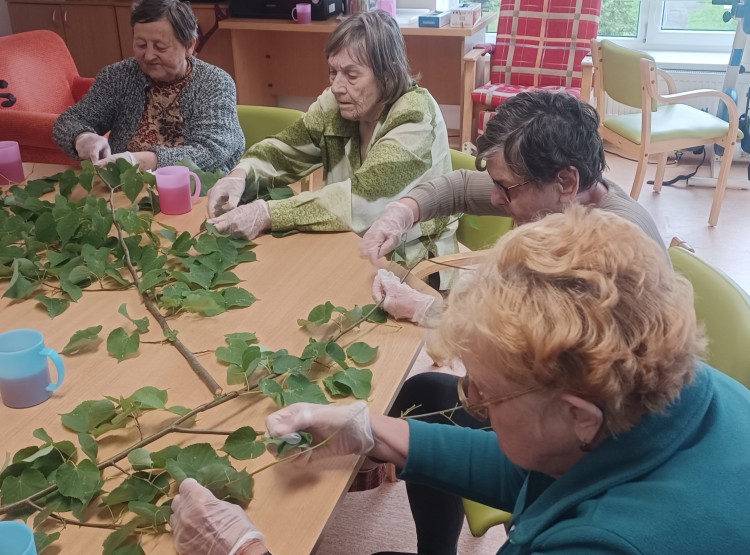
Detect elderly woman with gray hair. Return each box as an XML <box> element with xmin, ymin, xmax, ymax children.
<box><xmin>53</xmin><ymin>0</ymin><xmax>244</xmax><ymax>173</ymax></box>
<box><xmin>206</xmin><ymin>10</ymin><xmax>456</xmax><ymax>285</ymax></box>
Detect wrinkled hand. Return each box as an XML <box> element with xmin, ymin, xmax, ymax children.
<box><xmin>360</xmin><ymin>201</ymin><xmax>416</xmax><ymax>265</ymax></box>
<box><xmin>266</xmin><ymin>401</ymin><xmax>374</xmax><ymax>463</ymax></box>
<box><xmin>207</xmin><ymin>200</ymin><xmax>271</xmax><ymax>240</ymax></box>
<box><xmin>170</xmin><ymin>478</ymin><xmax>265</xmax><ymax>555</ymax></box>
<box><xmin>372</xmin><ymin>268</ymin><xmax>435</xmax><ymax>324</ymax></box>
<box><xmin>94</xmin><ymin>151</ymin><xmax>138</xmax><ymax>168</ymax></box>
<box><xmin>74</xmin><ymin>132</ymin><xmax>111</xmax><ymax>163</ymax></box>
<box><xmin>207</xmin><ymin>176</ymin><xmax>246</xmax><ymax>217</ymax></box>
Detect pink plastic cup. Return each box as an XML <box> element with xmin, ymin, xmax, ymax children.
<box><xmin>292</xmin><ymin>2</ymin><xmax>312</xmax><ymax>23</ymax></box>
<box><xmin>154</xmin><ymin>166</ymin><xmax>202</xmax><ymax>215</ymax></box>
<box><xmin>0</xmin><ymin>141</ymin><xmax>25</xmax><ymax>186</ymax></box>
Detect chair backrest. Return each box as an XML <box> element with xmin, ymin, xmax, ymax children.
<box><xmin>491</xmin><ymin>0</ymin><xmax>601</xmax><ymax>89</ymax></box>
<box><xmin>593</xmin><ymin>39</ymin><xmax>655</xmax><ymax>110</ymax></box>
<box><xmin>450</xmin><ymin>149</ymin><xmax>514</xmax><ymax>250</ymax></box>
<box><xmin>0</xmin><ymin>30</ymin><xmax>80</xmax><ymax>113</ymax></box>
<box><xmin>236</xmin><ymin>105</ymin><xmax>304</xmax><ymax>148</ymax></box>
<box><xmin>669</xmin><ymin>246</ymin><xmax>750</xmax><ymax>388</ymax></box>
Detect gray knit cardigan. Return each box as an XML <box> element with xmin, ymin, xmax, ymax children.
<box><xmin>53</xmin><ymin>57</ymin><xmax>244</xmax><ymax>173</ymax></box>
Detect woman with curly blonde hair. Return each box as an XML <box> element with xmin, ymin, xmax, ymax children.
<box><xmin>170</xmin><ymin>207</ymin><xmax>750</xmax><ymax>555</ymax></box>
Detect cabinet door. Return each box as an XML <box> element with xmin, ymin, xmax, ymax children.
<box><xmin>61</xmin><ymin>5</ymin><xmax>122</xmax><ymax>78</ymax></box>
<box><xmin>192</xmin><ymin>6</ymin><xmax>234</xmax><ymax>76</ymax></box>
<box><xmin>8</xmin><ymin>3</ymin><xmax>65</xmax><ymax>38</ymax></box>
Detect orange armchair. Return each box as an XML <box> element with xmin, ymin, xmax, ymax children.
<box><xmin>460</xmin><ymin>0</ymin><xmax>601</xmax><ymax>151</ymax></box>
<box><xmin>0</xmin><ymin>30</ymin><xmax>94</xmax><ymax>165</ymax></box>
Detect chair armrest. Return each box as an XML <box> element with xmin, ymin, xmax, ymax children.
<box><xmin>71</xmin><ymin>77</ymin><xmax>94</xmax><ymax>102</ymax></box>
<box><xmin>580</xmin><ymin>55</ymin><xmax>593</xmax><ymax>104</ymax></box>
<box><xmin>655</xmin><ymin>68</ymin><xmax>677</xmax><ymax>94</ymax></box>
<box><xmin>464</xmin><ymin>44</ymin><xmax>493</xmax><ymax>63</ymax></box>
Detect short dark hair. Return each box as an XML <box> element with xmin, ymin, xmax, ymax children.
<box><xmin>131</xmin><ymin>0</ymin><xmax>199</xmax><ymax>48</ymax></box>
<box><xmin>324</xmin><ymin>10</ymin><xmax>416</xmax><ymax>106</ymax></box>
<box><xmin>476</xmin><ymin>91</ymin><xmax>606</xmax><ymax>192</ymax></box>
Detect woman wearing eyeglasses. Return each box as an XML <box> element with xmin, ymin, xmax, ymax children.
<box><xmin>169</xmin><ymin>207</ymin><xmax>750</xmax><ymax>555</ymax></box>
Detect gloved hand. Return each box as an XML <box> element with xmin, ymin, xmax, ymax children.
<box><xmin>170</xmin><ymin>478</ymin><xmax>265</xmax><ymax>555</ymax></box>
<box><xmin>94</xmin><ymin>151</ymin><xmax>138</xmax><ymax>168</ymax></box>
<box><xmin>372</xmin><ymin>268</ymin><xmax>436</xmax><ymax>324</ymax></box>
<box><xmin>207</xmin><ymin>176</ymin><xmax>246</xmax><ymax>217</ymax></box>
<box><xmin>207</xmin><ymin>200</ymin><xmax>271</xmax><ymax>240</ymax></box>
<box><xmin>360</xmin><ymin>201</ymin><xmax>416</xmax><ymax>265</ymax></box>
<box><xmin>74</xmin><ymin>132</ymin><xmax>111</xmax><ymax>163</ymax></box>
<box><xmin>266</xmin><ymin>400</ymin><xmax>374</xmax><ymax>463</ymax></box>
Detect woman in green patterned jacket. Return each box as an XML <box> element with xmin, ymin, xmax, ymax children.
<box><xmin>206</xmin><ymin>10</ymin><xmax>457</xmax><ymax>284</ymax></box>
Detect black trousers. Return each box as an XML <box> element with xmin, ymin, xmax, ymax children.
<box><xmin>387</xmin><ymin>372</ymin><xmax>489</xmax><ymax>555</ymax></box>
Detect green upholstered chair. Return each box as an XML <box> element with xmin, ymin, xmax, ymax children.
<box><xmin>236</xmin><ymin>105</ymin><xmax>312</xmax><ymax>191</ymax></box>
<box><xmin>669</xmin><ymin>245</ymin><xmax>750</xmax><ymax>387</ymax></box>
<box><xmin>591</xmin><ymin>39</ymin><xmax>741</xmax><ymax>226</ymax></box>
<box><xmin>450</xmin><ymin>149</ymin><xmax>514</xmax><ymax>251</ymax></box>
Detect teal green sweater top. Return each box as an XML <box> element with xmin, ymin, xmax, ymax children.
<box><xmin>400</xmin><ymin>364</ymin><xmax>750</xmax><ymax>553</ymax></box>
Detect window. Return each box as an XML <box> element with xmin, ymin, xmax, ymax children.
<box><xmin>480</xmin><ymin>0</ymin><xmax>738</xmax><ymax>53</ymax></box>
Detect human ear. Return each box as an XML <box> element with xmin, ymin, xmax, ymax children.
<box><xmin>185</xmin><ymin>38</ymin><xmax>198</xmax><ymax>58</ymax></box>
<box><xmin>560</xmin><ymin>393</ymin><xmax>604</xmax><ymax>451</ymax></box>
<box><xmin>556</xmin><ymin>166</ymin><xmax>580</xmax><ymax>201</ymax></box>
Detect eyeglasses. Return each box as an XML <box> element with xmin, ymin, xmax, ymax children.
<box><xmin>493</xmin><ymin>178</ymin><xmax>533</xmax><ymax>205</ymax></box>
<box><xmin>457</xmin><ymin>375</ymin><xmax>541</xmax><ymax>421</ymax></box>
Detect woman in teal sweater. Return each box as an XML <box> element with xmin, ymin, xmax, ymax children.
<box><xmin>170</xmin><ymin>207</ymin><xmax>750</xmax><ymax>555</ymax></box>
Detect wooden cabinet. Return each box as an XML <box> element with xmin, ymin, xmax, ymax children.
<box><xmin>8</xmin><ymin>2</ymin><xmax>123</xmax><ymax>78</ymax></box>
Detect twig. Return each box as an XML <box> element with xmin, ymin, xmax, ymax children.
<box><xmin>107</xmin><ymin>187</ymin><xmax>222</xmax><ymax>395</ymax></box>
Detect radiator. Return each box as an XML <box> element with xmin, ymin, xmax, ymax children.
<box><xmin>601</xmin><ymin>71</ymin><xmax>750</xmax><ymax>159</ymax></box>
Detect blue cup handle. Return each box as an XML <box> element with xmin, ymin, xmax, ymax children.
<box><xmin>41</xmin><ymin>347</ymin><xmax>65</xmax><ymax>392</ymax></box>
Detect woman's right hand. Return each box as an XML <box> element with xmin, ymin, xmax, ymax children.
<box><xmin>74</xmin><ymin>132</ymin><xmax>111</xmax><ymax>163</ymax></box>
<box><xmin>207</xmin><ymin>174</ymin><xmax>247</xmax><ymax>218</ymax></box>
<box><xmin>359</xmin><ymin>201</ymin><xmax>417</xmax><ymax>265</ymax></box>
<box><xmin>265</xmin><ymin>401</ymin><xmax>374</xmax><ymax>463</ymax></box>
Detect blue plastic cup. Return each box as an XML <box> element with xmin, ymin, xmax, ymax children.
<box><xmin>0</xmin><ymin>521</ymin><xmax>37</xmax><ymax>554</ymax></box>
<box><xmin>0</xmin><ymin>329</ymin><xmax>65</xmax><ymax>409</ymax></box>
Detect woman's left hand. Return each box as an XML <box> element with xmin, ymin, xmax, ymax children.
<box><xmin>207</xmin><ymin>200</ymin><xmax>271</xmax><ymax>240</ymax></box>
<box><xmin>95</xmin><ymin>151</ymin><xmax>139</xmax><ymax>168</ymax></box>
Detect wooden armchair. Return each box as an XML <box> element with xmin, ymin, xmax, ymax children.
<box><xmin>0</xmin><ymin>30</ymin><xmax>94</xmax><ymax>165</ymax></box>
<box><xmin>460</xmin><ymin>0</ymin><xmax>601</xmax><ymax>152</ymax></box>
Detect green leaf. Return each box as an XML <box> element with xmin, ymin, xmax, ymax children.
<box><xmin>222</xmin><ymin>287</ymin><xmax>256</xmax><ymax>308</ymax></box>
<box><xmin>102</xmin><ymin>520</ymin><xmax>140</xmax><ymax>555</ymax></box>
<box><xmin>107</xmin><ymin>327</ymin><xmax>140</xmax><ymax>362</ymax></box>
<box><xmin>3</xmin><ymin>258</ymin><xmax>38</xmax><ymax>299</ymax></box>
<box><xmin>323</xmin><ymin>368</ymin><xmax>373</xmax><ymax>400</ymax></box>
<box><xmin>271</xmin><ymin>351</ymin><xmax>312</xmax><ymax>375</ymax></box>
<box><xmin>325</xmin><ymin>341</ymin><xmax>347</xmax><ymax>365</ymax></box>
<box><xmin>34</xmin><ymin>530</ymin><xmax>61</xmax><ymax>553</ymax></box>
<box><xmin>297</xmin><ymin>301</ymin><xmax>336</xmax><ymax>326</ymax></box>
<box><xmin>32</xmin><ymin>428</ymin><xmax>54</xmax><ymax>445</ymax></box>
<box><xmin>301</xmin><ymin>338</ymin><xmax>328</xmax><ymax>360</ymax></box>
<box><xmin>118</xmin><ymin>303</ymin><xmax>150</xmax><ymax>333</ymax></box>
<box><xmin>103</xmin><ymin>472</ymin><xmax>169</xmax><ymax>506</ymax></box>
<box><xmin>0</xmin><ymin>468</ymin><xmax>49</xmax><ymax>505</ymax></box>
<box><xmin>346</xmin><ymin>342</ymin><xmax>379</xmax><ymax>365</ymax></box>
<box><xmin>363</xmin><ymin>304</ymin><xmax>389</xmax><ymax>324</ymax></box>
<box><xmin>267</xmin><ymin>186</ymin><xmax>295</xmax><ymax>200</ymax></box>
<box><xmin>181</xmin><ymin>290</ymin><xmax>226</xmax><ymax>316</ymax></box>
<box><xmin>62</xmin><ymin>325</ymin><xmax>103</xmax><ymax>355</ymax></box>
<box><xmin>78</xmin><ymin>433</ymin><xmax>98</xmax><ymax>462</ymax></box>
<box><xmin>282</xmin><ymin>374</ymin><xmax>330</xmax><ymax>406</ymax></box>
<box><xmin>128</xmin><ymin>500</ymin><xmax>171</xmax><ymax>526</ymax></box>
<box><xmin>138</xmin><ymin>268</ymin><xmax>168</xmax><ymax>292</ymax></box>
<box><xmin>56</xmin><ymin>211</ymin><xmax>80</xmax><ymax>245</ymax></box>
<box><xmin>265</xmin><ymin>431</ymin><xmax>314</xmax><ymax>457</ymax></box>
<box><xmin>225</xmin><ymin>332</ymin><xmax>258</xmax><ymax>344</ymax></box>
<box><xmin>127</xmin><ymin>448</ymin><xmax>154</xmax><ymax>470</ymax></box>
<box><xmin>131</xmin><ymin>386</ymin><xmax>167</xmax><ymax>409</ymax></box>
<box><xmin>121</xmin><ymin>170</ymin><xmax>144</xmax><ymax>203</ymax></box>
<box><xmin>164</xmin><ymin>444</ymin><xmax>227</xmax><ymax>484</ymax></box>
<box><xmin>34</xmin><ymin>294</ymin><xmax>70</xmax><ymax>318</ymax></box>
<box><xmin>221</xmin><ymin>427</ymin><xmax>266</xmax><ymax>460</ymax></box>
<box><xmin>61</xmin><ymin>399</ymin><xmax>117</xmax><ymax>433</ymax></box>
<box><xmin>55</xmin><ymin>459</ymin><xmax>103</xmax><ymax>504</ymax></box>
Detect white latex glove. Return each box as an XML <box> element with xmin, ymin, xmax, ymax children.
<box><xmin>372</xmin><ymin>268</ymin><xmax>435</xmax><ymax>324</ymax></box>
<box><xmin>94</xmin><ymin>151</ymin><xmax>138</xmax><ymax>168</ymax></box>
<box><xmin>170</xmin><ymin>478</ymin><xmax>265</xmax><ymax>555</ymax></box>
<box><xmin>74</xmin><ymin>132</ymin><xmax>111</xmax><ymax>163</ymax></box>
<box><xmin>360</xmin><ymin>201</ymin><xmax>416</xmax><ymax>265</ymax></box>
<box><xmin>207</xmin><ymin>200</ymin><xmax>271</xmax><ymax>240</ymax></box>
<box><xmin>266</xmin><ymin>401</ymin><xmax>374</xmax><ymax>463</ymax></box>
<box><xmin>207</xmin><ymin>176</ymin><xmax>246</xmax><ymax>217</ymax></box>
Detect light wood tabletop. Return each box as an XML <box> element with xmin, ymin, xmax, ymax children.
<box><xmin>0</xmin><ymin>164</ymin><xmax>430</xmax><ymax>554</ymax></box>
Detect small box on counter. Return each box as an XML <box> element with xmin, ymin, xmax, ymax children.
<box><xmin>450</xmin><ymin>2</ymin><xmax>482</xmax><ymax>28</ymax></box>
<box><xmin>418</xmin><ymin>10</ymin><xmax>451</xmax><ymax>27</ymax></box>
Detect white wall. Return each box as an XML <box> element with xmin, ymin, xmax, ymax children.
<box><xmin>0</xmin><ymin>0</ymin><xmax>12</xmax><ymax>36</ymax></box>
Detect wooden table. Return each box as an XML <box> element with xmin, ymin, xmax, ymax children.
<box><xmin>0</xmin><ymin>164</ymin><xmax>430</xmax><ymax>554</ymax></box>
<box><xmin>219</xmin><ymin>14</ymin><xmax>494</xmax><ymax>134</ymax></box>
